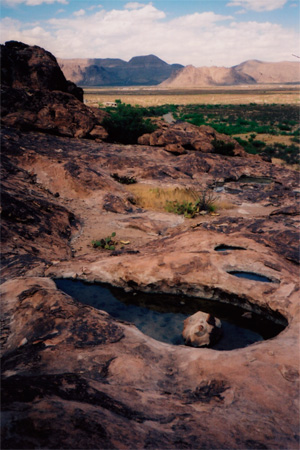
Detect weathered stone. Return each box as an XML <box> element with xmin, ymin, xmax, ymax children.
<box><xmin>164</xmin><ymin>143</ymin><xmax>187</xmax><ymax>155</ymax></box>
<box><xmin>0</xmin><ymin>42</ymin><xmax>108</xmax><ymax>140</ymax></box>
<box><xmin>182</xmin><ymin>311</ymin><xmax>222</xmax><ymax>347</ymax></box>
<box><xmin>138</xmin><ymin>121</ymin><xmax>247</xmax><ymax>157</ymax></box>
<box><xmin>1</xmin><ymin>40</ymin><xmax>83</xmax><ymax>101</ymax></box>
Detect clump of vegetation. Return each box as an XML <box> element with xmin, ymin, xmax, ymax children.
<box><xmin>127</xmin><ymin>185</ymin><xmax>198</xmax><ymax>212</ymax></box>
<box><xmin>101</xmin><ymin>100</ymin><xmax>157</xmax><ymax>144</ymax></box>
<box><xmin>235</xmin><ymin>137</ymin><xmax>299</xmax><ymax>165</ymax></box>
<box><xmin>138</xmin><ymin>104</ymin><xmax>178</xmax><ymax>117</ymax></box>
<box><xmin>165</xmin><ymin>189</ymin><xmax>218</xmax><ymax>218</ymax></box>
<box><xmin>126</xmin><ymin>184</ymin><xmax>219</xmax><ymax>216</ymax></box>
<box><xmin>165</xmin><ymin>200</ymin><xmax>198</xmax><ymax>218</ymax></box>
<box><xmin>211</xmin><ymin>139</ymin><xmax>235</xmax><ymax>156</ymax></box>
<box><xmin>92</xmin><ymin>232</ymin><xmax>117</xmax><ymax>250</ymax></box>
<box><xmin>111</xmin><ymin>173</ymin><xmax>137</xmax><ymax>184</ymax></box>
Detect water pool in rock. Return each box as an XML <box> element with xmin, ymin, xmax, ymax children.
<box><xmin>237</xmin><ymin>175</ymin><xmax>273</xmax><ymax>184</ymax></box>
<box><xmin>228</xmin><ymin>271</ymin><xmax>275</xmax><ymax>283</ymax></box>
<box><xmin>215</xmin><ymin>244</ymin><xmax>246</xmax><ymax>252</ymax></box>
<box><xmin>55</xmin><ymin>279</ymin><xmax>286</xmax><ymax>351</ymax></box>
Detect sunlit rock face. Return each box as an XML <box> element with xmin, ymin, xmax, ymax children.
<box><xmin>182</xmin><ymin>311</ymin><xmax>222</xmax><ymax>347</ymax></box>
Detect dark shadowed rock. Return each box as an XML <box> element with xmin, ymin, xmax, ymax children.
<box><xmin>1</xmin><ymin>40</ymin><xmax>83</xmax><ymax>101</ymax></box>
<box><xmin>0</xmin><ymin>41</ymin><xmax>108</xmax><ymax>140</ymax></box>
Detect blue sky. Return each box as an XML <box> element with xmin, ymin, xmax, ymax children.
<box><xmin>1</xmin><ymin>0</ymin><xmax>299</xmax><ymax>66</ymax></box>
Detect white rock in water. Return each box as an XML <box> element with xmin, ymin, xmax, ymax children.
<box><xmin>182</xmin><ymin>311</ymin><xmax>222</xmax><ymax>347</ymax></box>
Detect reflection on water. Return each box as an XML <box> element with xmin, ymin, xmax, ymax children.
<box><xmin>228</xmin><ymin>271</ymin><xmax>275</xmax><ymax>283</ymax></box>
<box><xmin>55</xmin><ymin>279</ymin><xmax>286</xmax><ymax>351</ymax></box>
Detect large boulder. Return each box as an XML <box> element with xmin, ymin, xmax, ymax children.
<box><xmin>182</xmin><ymin>311</ymin><xmax>222</xmax><ymax>347</ymax></box>
<box><xmin>1</xmin><ymin>40</ymin><xmax>83</xmax><ymax>101</ymax></box>
<box><xmin>0</xmin><ymin>41</ymin><xmax>108</xmax><ymax>140</ymax></box>
<box><xmin>138</xmin><ymin>122</ymin><xmax>246</xmax><ymax>157</ymax></box>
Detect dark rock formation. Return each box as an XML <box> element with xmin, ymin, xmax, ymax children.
<box><xmin>0</xmin><ymin>41</ymin><xmax>108</xmax><ymax>139</ymax></box>
<box><xmin>1</xmin><ymin>40</ymin><xmax>83</xmax><ymax>101</ymax></box>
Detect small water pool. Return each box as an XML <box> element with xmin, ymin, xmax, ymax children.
<box><xmin>228</xmin><ymin>271</ymin><xmax>276</xmax><ymax>283</ymax></box>
<box><xmin>215</xmin><ymin>244</ymin><xmax>246</xmax><ymax>252</ymax></box>
<box><xmin>55</xmin><ymin>279</ymin><xmax>286</xmax><ymax>351</ymax></box>
<box><xmin>237</xmin><ymin>175</ymin><xmax>273</xmax><ymax>185</ymax></box>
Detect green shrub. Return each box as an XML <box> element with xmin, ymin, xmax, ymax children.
<box><xmin>111</xmin><ymin>173</ymin><xmax>136</xmax><ymax>184</ymax></box>
<box><xmin>92</xmin><ymin>232</ymin><xmax>117</xmax><ymax>250</ymax></box>
<box><xmin>194</xmin><ymin>189</ymin><xmax>218</xmax><ymax>212</ymax></box>
<box><xmin>102</xmin><ymin>101</ymin><xmax>157</xmax><ymax>144</ymax></box>
<box><xmin>211</xmin><ymin>139</ymin><xmax>235</xmax><ymax>156</ymax></box>
<box><xmin>165</xmin><ymin>200</ymin><xmax>198</xmax><ymax>218</ymax></box>
<box><xmin>165</xmin><ymin>189</ymin><xmax>218</xmax><ymax>218</ymax></box>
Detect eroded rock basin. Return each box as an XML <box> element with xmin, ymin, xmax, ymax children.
<box><xmin>55</xmin><ymin>278</ymin><xmax>287</xmax><ymax>350</ymax></box>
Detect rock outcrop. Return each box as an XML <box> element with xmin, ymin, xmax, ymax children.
<box><xmin>138</xmin><ymin>122</ymin><xmax>247</xmax><ymax>156</ymax></box>
<box><xmin>1</xmin><ymin>40</ymin><xmax>83</xmax><ymax>100</ymax></box>
<box><xmin>1</xmin><ymin>41</ymin><xmax>108</xmax><ymax>139</ymax></box>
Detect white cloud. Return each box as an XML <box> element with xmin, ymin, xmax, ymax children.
<box><xmin>227</xmin><ymin>0</ymin><xmax>288</xmax><ymax>12</ymax></box>
<box><xmin>73</xmin><ymin>9</ymin><xmax>85</xmax><ymax>17</ymax></box>
<box><xmin>125</xmin><ymin>2</ymin><xmax>147</xmax><ymax>9</ymax></box>
<box><xmin>3</xmin><ymin>0</ymin><xmax>68</xmax><ymax>5</ymax></box>
<box><xmin>0</xmin><ymin>3</ymin><xmax>298</xmax><ymax>66</ymax></box>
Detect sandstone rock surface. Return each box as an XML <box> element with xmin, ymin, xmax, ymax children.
<box><xmin>138</xmin><ymin>122</ymin><xmax>247</xmax><ymax>156</ymax></box>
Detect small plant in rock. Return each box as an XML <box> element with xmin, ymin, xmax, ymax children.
<box><xmin>195</xmin><ymin>189</ymin><xmax>218</xmax><ymax>213</ymax></box>
<box><xmin>92</xmin><ymin>232</ymin><xmax>117</xmax><ymax>250</ymax></box>
<box><xmin>165</xmin><ymin>200</ymin><xmax>198</xmax><ymax>218</ymax></box>
<box><xmin>111</xmin><ymin>173</ymin><xmax>137</xmax><ymax>184</ymax></box>
<box><xmin>165</xmin><ymin>188</ymin><xmax>218</xmax><ymax>218</ymax></box>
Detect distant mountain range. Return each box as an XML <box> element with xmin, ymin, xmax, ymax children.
<box><xmin>58</xmin><ymin>55</ymin><xmax>183</xmax><ymax>86</ymax></box>
<box><xmin>161</xmin><ymin>60</ymin><xmax>300</xmax><ymax>87</ymax></box>
<box><xmin>58</xmin><ymin>55</ymin><xmax>300</xmax><ymax>87</ymax></box>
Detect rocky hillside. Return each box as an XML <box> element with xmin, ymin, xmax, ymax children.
<box><xmin>234</xmin><ymin>59</ymin><xmax>300</xmax><ymax>84</ymax></box>
<box><xmin>161</xmin><ymin>60</ymin><xmax>300</xmax><ymax>87</ymax></box>
<box><xmin>58</xmin><ymin>54</ymin><xmax>183</xmax><ymax>86</ymax></box>
<box><xmin>160</xmin><ymin>64</ymin><xmax>256</xmax><ymax>87</ymax></box>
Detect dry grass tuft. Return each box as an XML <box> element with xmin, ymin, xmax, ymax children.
<box><xmin>127</xmin><ymin>184</ymin><xmax>199</xmax><ymax>211</ymax></box>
